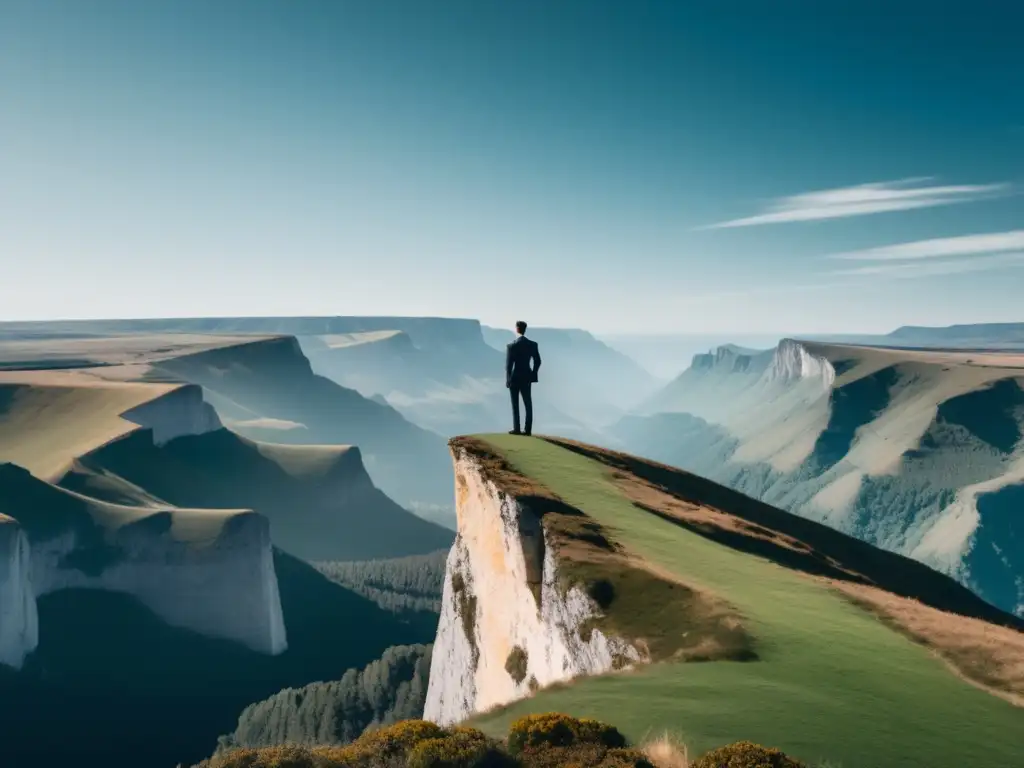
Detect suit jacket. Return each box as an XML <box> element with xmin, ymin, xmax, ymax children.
<box><xmin>506</xmin><ymin>336</ymin><xmax>542</xmax><ymax>385</ymax></box>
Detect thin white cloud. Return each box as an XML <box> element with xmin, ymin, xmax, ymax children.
<box><xmin>826</xmin><ymin>230</ymin><xmax>1024</xmax><ymax>261</ymax></box>
<box><xmin>831</xmin><ymin>251</ymin><xmax>1024</xmax><ymax>279</ymax></box>
<box><xmin>702</xmin><ymin>178</ymin><xmax>1010</xmax><ymax>229</ymax></box>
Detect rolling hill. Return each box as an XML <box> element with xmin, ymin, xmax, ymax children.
<box><xmin>617</xmin><ymin>339</ymin><xmax>1024</xmax><ymax>617</ymax></box>
<box><xmin>427</xmin><ymin>434</ymin><xmax>1024</xmax><ymax>768</ymax></box>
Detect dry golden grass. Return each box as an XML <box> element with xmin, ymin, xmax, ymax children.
<box><xmin>642</xmin><ymin>733</ymin><xmax>690</xmax><ymax>768</ymax></box>
<box><xmin>835</xmin><ymin>582</ymin><xmax>1024</xmax><ymax>707</ymax></box>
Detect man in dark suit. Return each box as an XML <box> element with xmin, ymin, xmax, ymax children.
<box><xmin>506</xmin><ymin>320</ymin><xmax>542</xmax><ymax>436</ymax></box>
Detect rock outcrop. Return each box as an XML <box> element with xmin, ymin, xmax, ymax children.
<box><xmin>0</xmin><ymin>462</ymin><xmax>288</xmax><ymax>657</ymax></box>
<box><xmin>423</xmin><ymin>443</ymin><xmax>640</xmax><ymax>725</ymax></box>
<box><xmin>761</xmin><ymin>338</ymin><xmax>836</xmax><ymax>389</ymax></box>
<box><xmin>0</xmin><ymin>514</ymin><xmax>38</xmax><ymax>669</ymax></box>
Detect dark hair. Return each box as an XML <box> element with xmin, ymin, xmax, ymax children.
<box><xmin>515</xmin><ymin>320</ymin><xmax>527</xmax><ymax>334</ymax></box>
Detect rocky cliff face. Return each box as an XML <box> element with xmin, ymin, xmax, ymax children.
<box><xmin>0</xmin><ymin>515</ymin><xmax>38</xmax><ymax>669</ymax></box>
<box><xmin>31</xmin><ymin>504</ymin><xmax>287</xmax><ymax>655</ymax></box>
<box><xmin>0</xmin><ymin>459</ymin><xmax>288</xmax><ymax>658</ymax></box>
<box><xmin>120</xmin><ymin>384</ymin><xmax>222</xmax><ymax>446</ymax></box>
<box><xmin>423</xmin><ymin>447</ymin><xmax>640</xmax><ymax>725</ymax></box>
<box><xmin>762</xmin><ymin>338</ymin><xmax>836</xmax><ymax>389</ymax></box>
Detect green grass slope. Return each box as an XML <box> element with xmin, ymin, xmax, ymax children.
<box><xmin>466</xmin><ymin>435</ymin><xmax>1024</xmax><ymax>768</ymax></box>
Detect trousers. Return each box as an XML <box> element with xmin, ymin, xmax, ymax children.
<box><xmin>509</xmin><ymin>380</ymin><xmax>533</xmax><ymax>434</ymax></box>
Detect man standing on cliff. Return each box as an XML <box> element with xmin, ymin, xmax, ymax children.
<box><xmin>506</xmin><ymin>320</ymin><xmax>542</xmax><ymax>436</ymax></box>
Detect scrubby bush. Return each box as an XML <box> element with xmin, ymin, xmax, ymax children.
<box><xmin>504</xmin><ymin>713</ymin><xmax>643</xmax><ymax>767</ymax></box>
<box><xmin>505</xmin><ymin>647</ymin><xmax>529</xmax><ymax>684</ymax></box>
<box><xmin>196</xmin><ymin>744</ymin><xmax>339</xmax><ymax>768</ymax></box>
<box><xmin>517</xmin><ymin>743</ymin><xmax>653</xmax><ymax>768</ymax></box>
<box><xmin>198</xmin><ymin>713</ymin><xmax>806</xmax><ymax>768</ymax></box>
<box><xmin>690</xmin><ymin>740</ymin><xmax>805</xmax><ymax>768</ymax></box>
<box><xmin>507</xmin><ymin>713</ymin><xmax>627</xmax><ymax>755</ymax></box>
<box><xmin>332</xmin><ymin>720</ymin><xmax>448</xmax><ymax>766</ymax></box>
<box><xmin>408</xmin><ymin>726</ymin><xmax>514</xmax><ymax>768</ymax></box>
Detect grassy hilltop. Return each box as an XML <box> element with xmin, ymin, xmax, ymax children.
<box><xmin>456</xmin><ymin>435</ymin><xmax>1024</xmax><ymax>768</ymax></box>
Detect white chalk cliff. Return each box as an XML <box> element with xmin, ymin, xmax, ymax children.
<box><xmin>0</xmin><ymin>515</ymin><xmax>38</xmax><ymax>669</ymax></box>
<box><xmin>424</xmin><ymin>447</ymin><xmax>641</xmax><ymax>726</ymax></box>
<box><xmin>761</xmin><ymin>338</ymin><xmax>836</xmax><ymax>390</ymax></box>
<box><xmin>33</xmin><ymin>503</ymin><xmax>287</xmax><ymax>656</ymax></box>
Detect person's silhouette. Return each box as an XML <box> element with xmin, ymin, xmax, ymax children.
<box><xmin>506</xmin><ymin>320</ymin><xmax>542</xmax><ymax>436</ymax></box>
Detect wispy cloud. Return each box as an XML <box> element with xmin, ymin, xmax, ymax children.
<box><xmin>702</xmin><ymin>178</ymin><xmax>1010</xmax><ymax>229</ymax></box>
<box><xmin>831</xmin><ymin>251</ymin><xmax>1024</xmax><ymax>279</ymax></box>
<box><xmin>826</xmin><ymin>230</ymin><xmax>1024</xmax><ymax>261</ymax></box>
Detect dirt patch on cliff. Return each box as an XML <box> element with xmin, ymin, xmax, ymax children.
<box><xmin>449</xmin><ymin>436</ymin><xmax>756</xmax><ymax>664</ymax></box>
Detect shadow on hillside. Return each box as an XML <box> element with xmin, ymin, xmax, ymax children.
<box><xmin>806</xmin><ymin>366</ymin><xmax>898</xmax><ymax>472</ymax></box>
<box><xmin>544</xmin><ymin>437</ymin><xmax>1024</xmax><ymax>632</ymax></box>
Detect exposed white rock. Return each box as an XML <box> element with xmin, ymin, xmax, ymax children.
<box><xmin>0</xmin><ymin>454</ymin><xmax>287</xmax><ymax>657</ymax></box>
<box><xmin>29</xmin><ymin>506</ymin><xmax>287</xmax><ymax>656</ymax></box>
<box><xmin>761</xmin><ymin>339</ymin><xmax>836</xmax><ymax>390</ymax></box>
<box><xmin>121</xmin><ymin>384</ymin><xmax>222</xmax><ymax>446</ymax></box>
<box><xmin>0</xmin><ymin>515</ymin><xmax>39</xmax><ymax>669</ymax></box>
<box><xmin>424</xmin><ymin>451</ymin><xmax>640</xmax><ymax>726</ymax></box>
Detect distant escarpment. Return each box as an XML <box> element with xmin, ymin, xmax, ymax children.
<box><xmin>61</xmin><ymin>428</ymin><xmax>453</xmax><ymax>562</ymax></box>
<box><xmin>147</xmin><ymin>335</ymin><xmax>453</xmax><ymax>510</ymax></box>
<box><xmin>618</xmin><ymin>338</ymin><xmax>1024</xmax><ymax>616</ymax></box>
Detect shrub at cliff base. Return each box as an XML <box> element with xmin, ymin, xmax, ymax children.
<box><xmin>502</xmin><ymin>713</ymin><xmax>651</xmax><ymax>768</ymax></box>
<box><xmin>690</xmin><ymin>740</ymin><xmax>806</xmax><ymax>768</ymax></box>
<box><xmin>197</xmin><ymin>714</ymin><xmax>649</xmax><ymax>768</ymax></box>
<box><xmin>195</xmin><ymin>715</ymin><xmax>799</xmax><ymax>768</ymax></box>
<box><xmin>408</xmin><ymin>726</ymin><xmax>516</xmax><ymax>768</ymax></box>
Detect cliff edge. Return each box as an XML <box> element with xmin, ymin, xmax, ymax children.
<box><xmin>425</xmin><ymin>434</ymin><xmax>1024</xmax><ymax>768</ymax></box>
<box><xmin>424</xmin><ymin>436</ymin><xmax>751</xmax><ymax>725</ymax></box>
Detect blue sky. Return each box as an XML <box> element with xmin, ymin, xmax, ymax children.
<box><xmin>1</xmin><ymin>1</ymin><xmax>1021</xmax><ymax>334</ymax></box>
